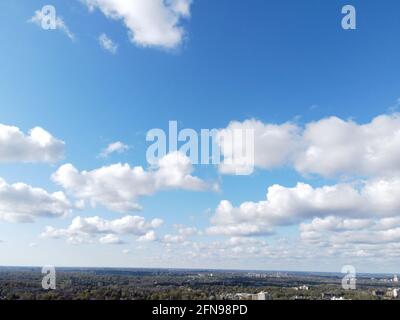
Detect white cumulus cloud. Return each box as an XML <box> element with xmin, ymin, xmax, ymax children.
<box><xmin>52</xmin><ymin>151</ymin><xmax>212</xmax><ymax>212</ymax></box>
<box><xmin>208</xmin><ymin>176</ymin><xmax>400</xmax><ymax>236</ymax></box>
<box><xmin>138</xmin><ymin>230</ymin><xmax>157</xmax><ymax>242</ymax></box>
<box><xmin>98</xmin><ymin>33</ymin><xmax>118</xmax><ymax>54</ymax></box>
<box><xmin>41</xmin><ymin>215</ymin><xmax>162</xmax><ymax>244</ymax></box>
<box><xmin>0</xmin><ymin>124</ymin><xmax>65</xmax><ymax>163</ymax></box>
<box><xmin>99</xmin><ymin>234</ymin><xmax>124</xmax><ymax>244</ymax></box>
<box><xmin>29</xmin><ymin>9</ymin><xmax>75</xmax><ymax>40</ymax></box>
<box><xmin>82</xmin><ymin>0</ymin><xmax>192</xmax><ymax>49</ymax></box>
<box><xmin>218</xmin><ymin>114</ymin><xmax>400</xmax><ymax>178</ymax></box>
<box><xmin>99</xmin><ymin>141</ymin><xmax>129</xmax><ymax>157</ymax></box>
<box><xmin>0</xmin><ymin>177</ymin><xmax>72</xmax><ymax>223</ymax></box>
<box><xmin>295</xmin><ymin>114</ymin><xmax>400</xmax><ymax>177</ymax></box>
<box><xmin>217</xmin><ymin>119</ymin><xmax>300</xmax><ymax>175</ymax></box>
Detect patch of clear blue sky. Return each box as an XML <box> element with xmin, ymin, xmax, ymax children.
<box><xmin>0</xmin><ymin>0</ymin><xmax>400</xmax><ymax>269</ymax></box>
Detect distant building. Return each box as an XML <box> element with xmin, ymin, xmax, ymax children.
<box><xmin>256</xmin><ymin>292</ymin><xmax>272</xmax><ymax>300</ymax></box>
<box><xmin>394</xmin><ymin>275</ymin><xmax>398</xmax><ymax>283</ymax></box>
<box><xmin>293</xmin><ymin>285</ymin><xmax>309</xmax><ymax>291</ymax></box>
<box><xmin>322</xmin><ymin>293</ymin><xmax>347</xmax><ymax>300</ymax></box>
<box><xmin>235</xmin><ymin>291</ymin><xmax>272</xmax><ymax>301</ymax></box>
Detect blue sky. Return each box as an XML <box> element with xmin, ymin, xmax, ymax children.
<box><xmin>2</xmin><ymin>0</ymin><xmax>400</xmax><ymax>273</ymax></box>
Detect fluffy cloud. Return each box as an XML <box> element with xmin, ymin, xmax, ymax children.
<box><xmin>99</xmin><ymin>234</ymin><xmax>123</xmax><ymax>244</ymax></box>
<box><xmin>98</xmin><ymin>33</ymin><xmax>118</xmax><ymax>54</ymax></box>
<box><xmin>41</xmin><ymin>215</ymin><xmax>162</xmax><ymax>244</ymax></box>
<box><xmin>295</xmin><ymin>115</ymin><xmax>400</xmax><ymax>177</ymax></box>
<box><xmin>300</xmin><ymin>214</ymin><xmax>400</xmax><ymax>242</ymax></box>
<box><xmin>29</xmin><ymin>9</ymin><xmax>75</xmax><ymax>40</ymax></box>
<box><xmin>99</xmin><ymin>141</ymin><xmax>129</xmax><ymax>157</ymax></box>
<box><xmin>165</xmin><ymin>234</ymin><xmax>400</xmax><ymax>270</ymax></box>
<box><xmin>138</xmin><ymin>230</ymin><xmax>157</xmax><ymax>242</ymax></box>
<box><xmin>0</xmin><ymin>178</ymin><xmax>72</xmax><ymax>223</ymax></box>
<box><xmin>162</xmin><ymin>226</ymin><xmax>199</xmax><ymax>244</ymax></box>
<box><xmin>207</xmin><ymin>223</ymin><xmax>273</xmax><ymax>237</ymax></box>
<box><xmin>300</xmin><ymin>216</ymin><xmax>372</xmax><ymax>233</ymax></box>
<box><xmin>217</xmin><ymin>119</ymin><xmax>300</xmax><ymax>175</ymax></box>
<box><xmin>209</xmin><ymin>114</ymin><xmax>400</xmax><ymax>260</ymax></box>
<box><xmin>82</xmin><ymin>0</ymin><xmax>192</xmax><ymax>49</ymax></box>
<box><xmin>163</xmin><ymin>237</ymin><xmax>272</xmax><ymax>264</ymax></box>
<box><xmin>162</xmin><ymin>234</ymin><xmax>185</xmax><ymax>244</ymax></box>
<box><xmin>218</xmin><ymin>114</ymin><xmax>400</xmax><ymax>178</ymax></box>
<box><xmin>52</xmin><ymin>152</ymin><xmax>211</xmax><ymax>212</ymax></box>
<box><xmin>0</xmin><ymin>124</ymin><xmax>65</xmax><ymax>163</ymax></box>
<box><xmin>208</xmin><ymin>176</ymin><xmax>400</xmax><ymax>236</ymax></box>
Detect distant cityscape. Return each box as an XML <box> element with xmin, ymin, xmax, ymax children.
<box><xmin>0</xmin><ymin>267</ymin><xmax>399</xmax><ymax>300</ymax></box>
